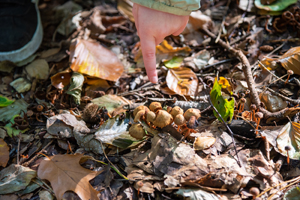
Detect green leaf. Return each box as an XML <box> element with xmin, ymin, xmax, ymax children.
<box><xmin>4</xmin><ymin>115</ymin><xmax>29</xmax><ymax>137</ymax></box>
<box><xmin>66</xmin><ymin>72</ymin><xmax>84</xmax><ymax>105</ymax></box>
<box><xmin>163</xmin><ymin>56</ymin><xmax>183</xmax><ymax>69</ymax></box>
<box><xmin>210</xmin><ymin>77</ymin><xmax>235</xmax><ymax>123</ymax></box>
<box><xmin>92</xmin><ymin>94</ymin><xmax>131</xmax><ymax>113</ymax></box>
<box><xmin>0</xmin><ymin>95</ymin><xmax>15</xmax><ymax>108</ymax></box>
<box><xmin>284</xmin><ymin>186</ymin><xmax>300</xmax><ymax>200</ymax></box>
<box><xmin>276</xmin><ymin>122</ymin><xmax>300</xmax><ymax>160</ymax></box>
<box><xmin>95</xmin><ymin>114</ymin><xmax>139</xmax><ymax>149</ymax></box>
<box><xmin>255</xmin><ymin>0</ymin><xmax>297</xmax><ymax>12</ymax></box>
<box><xmin>0</xmin><ymin>99</ymin><xmax>28</xmax><ymax>122</ymax></box>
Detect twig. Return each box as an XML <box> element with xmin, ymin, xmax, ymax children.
<box><xmin>208</xmin><ymin>95</ymin><xmax>241</xmax><ymax>167</ymax></box>
<box><xmin>17</xmin><ymin>134</ymin><xmax>21</xmax><ymax>165</ymax></box>
<box><xmin>201</xmin><ymin>27</ymin><xmax>295</xmax><ymax>124</ymax></box>
<box><xmin>23</xmin><ymin>139</ymin><xmax>54</xmax><ymax>167</ymax></box>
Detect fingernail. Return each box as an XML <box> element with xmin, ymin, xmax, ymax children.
<box><xmin>151</xmin><ymin>76</ymin><xmax>158</xmax><ymax>84</ymax></box>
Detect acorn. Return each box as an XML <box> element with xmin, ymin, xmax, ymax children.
<box><xmin>183</xmin><ymin>108</ymin><xmax>201</xmax><ymax>121</ymax></box>
<box><xmin>133</xmin><ymin>105</ymin><xmax>149</xmax><ymax>117</ymax></box>
<box><xmin>83</xmin><ymin>103</ymin><xmax>99</xmax><ymax>123</ymax></box>
<box><xmin>129</xmin><ymin>124</ymin><xmax>146</xmax><ymax>140</ymax></box>
<box><xmin>153</xmin><ymin>110</ymin><xmax>173</xmax><ymax>128</ymax></box>
<box><xmin>149</xmin><ymin>102</ymin><xmax>162</xmax><ymax>112</ymax></box>
<box><xmin>170</xmin><ymin>106</ymin><xmax>184</xmax><ymax>118</ymax></box>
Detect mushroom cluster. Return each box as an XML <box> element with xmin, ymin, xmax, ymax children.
<box><xmin>129</xmin><ymin>102</ymin><xmax>201</xmax><ymax>140</ymax></box>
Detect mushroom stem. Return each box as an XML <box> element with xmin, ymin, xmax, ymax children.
<box><xmin>253</xmin><ymin>110</ymin><xmax>256</xmax><ymax>122</ymax></box>
<box><xmin>284</xmin><ymin>74</ymin><xmax>290</xmax><ymax>85</ymax></box>
<box><xmin>285</xmin><ymin>146</ymin><xmax>291</xmax><ymax>165</ymax></box>
<box><xmin>255</xmin><ymin>118</ymin><xmax>260</xmax><ymax>135</ymax></box>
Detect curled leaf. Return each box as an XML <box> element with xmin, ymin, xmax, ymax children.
<box><xmin>210</xmin><ymin>77</ymin><xmax>235</xmax><ymax>123</ymax></box>
<box><xmin>276</xmin><ymin>122</ymin><xmax>300</xmax><ymax>160</ymax></box>
<box><xmin>69</xmin><ymin>39</ymin><xmax>124</xmax><ymax>81</ymax></box>
<box><xmin>66</xmin><ymin>72</ymin><xmax>84</xmax><ymax>105</ymax></box>
<box><xmin>166</xmin><ymin>67</ymin><xmax>198</xmax><ymax>97</ymax></box>
<box><xmin>50</xmin><ymin>69</ymin><xmax>72</xmax><ymax>89</ymax></box>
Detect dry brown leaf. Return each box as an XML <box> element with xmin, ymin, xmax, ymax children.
<box><xmin>278</xmin><ymin>46</ymin><xmax>300</xmax><ymax>75</ymax></box>
<box><xmin>0</xmin><ymin>138</ymin><xmax>9</xmax><ymax>167</ymax></box>
<box><xmin>117</xmin><ymin>0</ymin><xmax>134</xmax><ymax>22</ymax></box>
<box><xmin>166</xmin><ymin>67</ymin><xmax>198</xmax><ymax>96</ymax></box>
<box><xmin>37</xmin><ymin>154</ymin><xmax>102</xmax><ymax>200</ymax></box>
<box><xmin>50</xmin><ymin>69</ymin><xmax>72</xmax><ymax>89</ymax></box>
<box><xmin>69</xmin><ymin>39</ymin><xmax>124</xmax><ymax>81</ymax></box>
<box><xmin>40</xmin><ymin>48</ymin><xmax>61</xmax><ymax>59</ymax></box>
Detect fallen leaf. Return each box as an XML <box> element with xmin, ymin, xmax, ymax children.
<box><xmin>277</xmin><ymin>46</ymin><xmax>300</xmax><ymax>75</ymax></box>
<box><xmin>66</xmin><ymin>72</ymin><xmax>84</xmax><ymax>105</ymax></box>
<box><xmin>239</xmin><ymin>0</ymin><xmax>256</xmax><ymax>12</ymax></box>
<box><xmin>25</xmin><ymin>59</ymin><xmax>49</xmax><ymax>80</ymax></box>
<box><xmin>38</xmin><ymin>154</ymin><xmax>102</xmax><ymax>200</ymax></box>
<box><xmin>40</xmin><ymin>48</ymin><xmax>61</xmax><ymax>59</ymax></box>
<box><xmin>0</xmin><ymin>139</ymin><xmax>9</xmax><ymax>167</ymax></box>
<box><xmin>84</xmin><ymin>77</ymin><xmax>110</xmax><ymax>97</ymax></box>
<box><xmin>0</xmin><ymin>60</ymin><xmax>16</xmax><ymax>73</ymax></box>
<box><xmin>259</xmin><ymin>91</ymin><xmax>288</xmax><ymax>112</ymax></box>
<box><xmin>163</xmin><ymin>56</ymin><xmax>183</xmax><ymax>69</ymax></box>
<box><xmin>0</xmin><ymin>164</ymin><xmax>36</xmax><ymax>194</ymax></box>
<box><xmin>193</xmin><ymin>136</ymin><xmax>216</xmax><ymax>151</ymax></box>
<box><xmin>176</xmin><ymin>189</ymin><xmax>219</xmax><ymax>200</ymax></box>
<box><xmin>117</xmin><ymin>0</ymin><xmax>134</xmax><ymax>22</ymax></box>
<box><xmin>50</xmin><ymin>69</ymin><xmax>72</xmax><ymax>89</ymax></box>
<box><xmin>92</xmin><ymin>94</ymin><xmax>131</xmax><ymax>113</ymax></box>
<box><xmin>218</xmin><ymin>77</ymin><xmax>233</xmax><ymax>94</ymax></box>
<box><xmin>0</xmin><ymin>95</ymin><xmax>14</xmax><ymax>108</ymax></box>
<box><xmin>276</xmin><ymin>122</ymin><xmax>300</xmax><ymax>160</ymax></box>
<box><xmin>9</xmin><ymin>77</ymin><xmax>31</xmax><ymax>93</ymax></box>
<box><xmin>258</xmin><ymin>57</ymin><xmax>278</xmax><ymax>71</ymax></box>
<box><xmin>210</xmin><ymin>77</ymin><xmax>235</xmax><ymax>123</ymax></box>
<box><xmin>39</xmin><ymin>190</ymin><xmax>54</xmax><ymax>200</ymax></box>
<box><xmin>0</xmin><ymin>99</ymin><xmax>28</xmax><ymax>122</ymax></box>
<box><xmin>255</xmin><ymin>0</ymin><xmax>297</xmax><ymax>12</ymax></box>
<box><xmin>69</xmin><ymin>39</ymin><xmax>124</xmax><ymax>81</ymax></box>
<box><xmin>16</xmin><ymin>178</ymin><xmax>44</xmax><ymax>196</ymax></box>
<box><xmin>166</xmin><ymin>67</ymin><xmax>198</xmax><ymax>97</ymax></box>
<box><xmin>284</xmin><ymin>186</ymin><xmax>300</xmax><ymax>200</ymax></box>
<box><xmin>95</xmin><ymin>114</ymin><xmax>138</xmax><ymax>149</ymax></box>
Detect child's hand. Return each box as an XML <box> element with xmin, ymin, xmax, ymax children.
<box><xmin>133</xmin><ymin>4</ymin><xmax>189</xmax><ymax>83</ymax></box>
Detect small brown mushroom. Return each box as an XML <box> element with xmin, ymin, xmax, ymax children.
<box><xmin>146</xmin><ymin>111</ymin><xmax>156</xmax><ymax>125</ymax></box>
<box><xmin>174</xmin><ymin>114</ymin><xmax>186</xmax><ymax>131</ymax></box>
<box><xmin>183</xmin><ymin>108</ymin><xmax>201</xmax><ymax>121</ymax></box>
<box><xmin>149</xmin><ymin>102</ymin><xmax>162</xmax><ymax>112</ymax></box>
<box><xmin>239</xmin><ymin>98</ymin><xmax>246</xmax><ymax>113</ymax></box>
<box><xmin>129</xmin><ymin>124</ymin><xmax>146</xmax><ymax>140</ymax></box>
<box><xmin>250</xmin><ymin>104</ymin><xmax>257</xmax><ymax>122</ymax></box>
<box><xmin>249</xmin><ymin>187</ymin><xmax>260</xmax><ymax>199</ymax></box>
<box><xmin>285</xmin><ymin>145</ymin><xmax>291</xmax><ymax>165</ymax></box>
<box><xmin>170</xmin><ymin>106</ymin><xmax>184</xmax><ymax>118</ymax></box>
<box><xmin>133</xmin><ymin>105</ymin><xmax>149</xmax><ymax>117</ymax></box>
<box><xmin>284</xmin><ymin>70</ymin><xmax>294</xmax><ymax>85</ymax></box>
<box><xmin>255</xmin><ymin>112</ymin><xmax>263</xmax><ymax>134</ymax></box>
<box><xmin>153</xmin><ymin>110</ymin><xmax>173</xmax><ymax>128</ymax></box>
<box><xmin>134</xmin><ymin>110</ymin><xmax>146</xmax><ymax>122</ymax></box>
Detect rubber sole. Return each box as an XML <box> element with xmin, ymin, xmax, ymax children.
<box><xmin>0</xmin><ymin>0</ymin><xmax>43</xmax><ymax>63</ymax></box>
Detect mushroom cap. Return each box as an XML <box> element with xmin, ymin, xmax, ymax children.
<box><xmin>285</xmin><ymin>146</ymin><xmax>292</xmax><ymax>151</ymax></box>
<box><xmin>149</xmin><ymin>102</ymin><xmax>162</xmax><ymax>112</ymax></box>
<box><xmin>129</xmin><ymin>124</ymin><xmax>146</xmax><ymax>140</ymax></box>
<box><xmin>174</xmin><ymin>114</ymin><xmax>186</xmax><ymax>126</ymax></box>
<box><xmin>133</xmin><ymin>105</ymin><xmax>149</xmax><ymax>117</ymax></box>
<box><xmin>183</xmin><ymin>108</ymin><xmax>201</xmax><ymax>121</ymax></box>
<box><xmin>240</xmin><ymin>98</ymin><xmax>246</xmax><ymax>103</ymax></box>
<box><xmin>250</xmin><ymin>104</ymin><xmax>257</xmax><ymax>110</ymax></box>
<box><xmin>153</xmin><ymin>110</ymin><xmax>173</xmax><ymax>128</ymax></box>
<box><xmin>134</xmin><ymin>110</ymin><xmax>145</xmax><ymax>123</ymax></box>
<box><xmin>254</xmin><ymin>112</ymin><xmax>263</xmax><ymax>119</ymax></box>
<box><xmin>146</xmin><ymin>111</ymin><xmax>156</xmax><ymax>123</ymax></box>
<box><xmin>240</xmin><ymin>93</ymin><xmax>245</xmax><ymax>98</ymax></box>
<box><xmin>170</xmin><ymin>106</ymin><xmax>184</xmax><ymax>118</ymax></box>
<box><xmin>249</xmin><ymin>187</ymin><xmax>260</xmax><ymax>197</ymax></box>
<box><xmin>287</xmin><ymin>70</ymin><xmax>294</xmax><ymax>75</ymax></box>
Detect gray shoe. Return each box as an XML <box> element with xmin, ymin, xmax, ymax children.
<box><xmin>0</xmin><ymin>0</ymin><xmax>43</xmax><ymax>63</ymax></box>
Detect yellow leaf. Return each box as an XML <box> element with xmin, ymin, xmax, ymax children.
<box><xmin>218</xmin><ymin>77</ymin><xmax>233</xmax><ymax>94</ymax></box>
<box><xmin>69</xmin><ymin>39</ymin><xmax>124</xmax><ymax>81</ymax></box>
<box><xmin>166</xmin><ymin>67</ymin><xmax>198</xmax><ymax>97</ymax></box>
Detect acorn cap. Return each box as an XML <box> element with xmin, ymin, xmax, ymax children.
<box><xmin>149</xmin><ymin>102</ymin><xmax>162</xmax><ymax>112</ymax></box>
<box><xmin>153</xmin><ymin>110</ymin><xmax>173</xmax><ymax>128</ymax></box>
<box><xmin>183</xmin><ymin>108</ymin><xmax>201</xmax><ymax>121</ymax></box>
<box><xmin>146</xmin><ymin>111</ymin><xmax>156</xmax><ymax>123</ymax></box>
<box><xmin>170</xmin><ymin>106</ymin><xmax>184</xmax><ymax>118</ymax></box>
<box><xmin>174</xmin><ymin>114</ymin><xmax>186</xmax><ymax>126</ymax></box>
<box><xmin>254</xmin><ymin>112</ymin><xmax>263</xmax><ymax>119</ymax></box>
<box><xmin>129</xmin><ymin>124</ymin><xmax>146</xmax><ymax>140</ymax></box>
<box><xmin>133</xmin><ymin>105</ymin><xmax>149</xmax><ymax>117</ymax></box>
